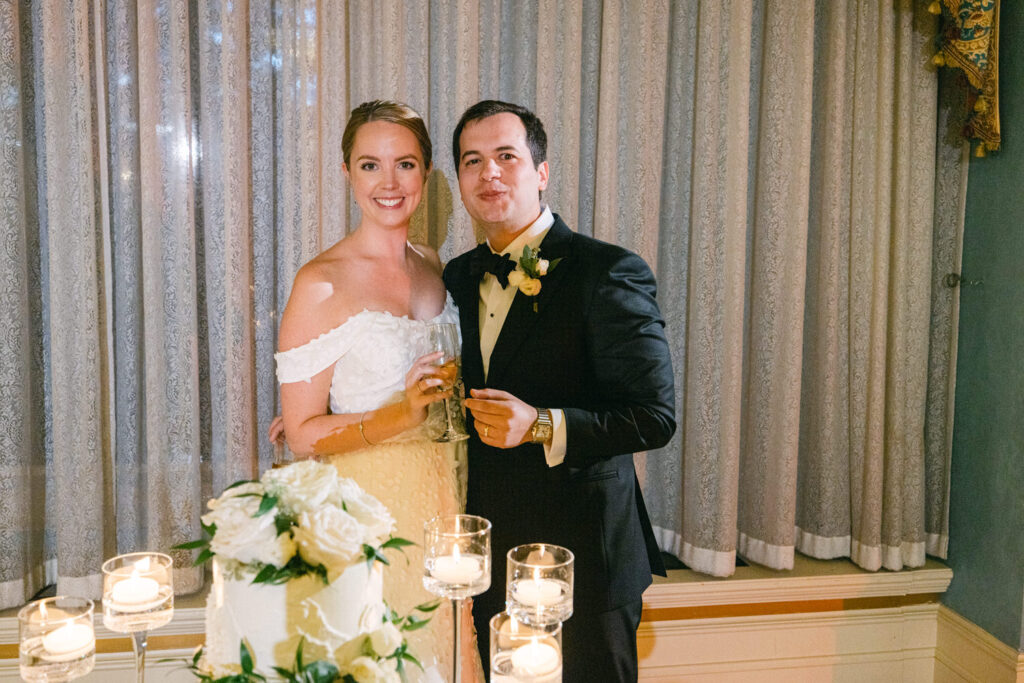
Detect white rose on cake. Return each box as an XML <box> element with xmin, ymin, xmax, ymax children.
<box><xmin>368</xmin><ymin>621</ymin><xmax>402</xmax><ymax>657</ymax></box>
<box><xmin>344</xmin><ymin>493</ymin><xmax>395</xmax><ymax>545</ymax></box>
<box><xmin>293</xmin><ymin>506</ymin><xmax>365</xmax><ymax>571</ymax></box>
<box><xmin>261</xmin><ymin>459</ymin><xmax>338</xmax><ymax>514</ymax></box>
<box><xmin>202</xmin><ymin>485</ymin><xmax>296</xmax><ymax>566</ymax></box>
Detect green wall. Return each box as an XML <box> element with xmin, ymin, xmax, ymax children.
<box><xmin>944</xmin><ymin>1</ymin><xmax>1024</xmax><ymax>651</ymax></box>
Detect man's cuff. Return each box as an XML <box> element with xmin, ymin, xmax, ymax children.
<box><xmin>543</xmin><ymin>409</ymin><xmax>567</xmax><ymax>467</ymax></box>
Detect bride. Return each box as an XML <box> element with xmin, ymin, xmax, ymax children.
<box><xmin>273</xmin><ymin>100</ymin><xmax>478</xmax><ymax>682</ymax></box>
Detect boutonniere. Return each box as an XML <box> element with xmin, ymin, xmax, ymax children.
<box><xmin>507</xmin><ymin>245</ymin><xmax>561</xmax><ymax>311</ymax></box>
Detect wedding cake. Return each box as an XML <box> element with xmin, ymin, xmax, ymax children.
<box><xmin>188</xmin><ymin>461</ymin><xmax>417</xmax><ymax>682</ymax></box>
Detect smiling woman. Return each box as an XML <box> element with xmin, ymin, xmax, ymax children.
<box><xmin>270</xmin><ymin>100</ymin><xmax>483</xmax><ymax>680</ymax></box>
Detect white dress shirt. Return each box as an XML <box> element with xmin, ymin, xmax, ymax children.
<box><xmin>478</xmin><ymin>207</ymin><xmax>567</xmax><ymax>467</ymax></box>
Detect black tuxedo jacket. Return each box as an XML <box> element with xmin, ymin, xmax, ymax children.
<box><xmin>443</xmin><ymin>215</ymin><xmax>674</xmax><ymax>619</ymax></box>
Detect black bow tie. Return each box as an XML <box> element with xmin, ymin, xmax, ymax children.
<box><xmin>469</xmin><ymin>246</ymin><xmax>517</xmax><ymax>288</ymax></box>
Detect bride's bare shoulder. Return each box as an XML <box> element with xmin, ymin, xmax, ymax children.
<box><xmin>280</xmin><ymin>243</ymin><xmax>363</xmax><ymax>349</ymax></box>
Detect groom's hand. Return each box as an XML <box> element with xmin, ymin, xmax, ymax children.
<box><xmin>465</xmin><ymin>389</ymin><xmax>537</xmax><ymax>449</ymax></box>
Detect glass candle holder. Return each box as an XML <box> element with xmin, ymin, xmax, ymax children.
<box><xmin>18</xmin><ymin>596</ymin><xmax>96</xmax><ymax>682</ymax></box>
<box><xmin>506</xmin><ymin>543</ymin><xmax>573</xmax><ymax>626</ymax></box>
<box><xmin>102</xmin><ymin>552</ymin><xmax>174</xmax><ymax>632</ymax></box>
<box><xmin>490</xmin><ymin>611</ymin><xmax>562</xmax><ymax>682</ymax></box>
<box><xmin>422</xmin><ymin>514</ymin><xmax>491</xmax><ymax>599</ymax></box>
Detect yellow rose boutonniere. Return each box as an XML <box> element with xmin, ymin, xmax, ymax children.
<box><xmin>514</xmin><ymin>245</ymin><xmax>561</xmax><ymax>311</ymax></box>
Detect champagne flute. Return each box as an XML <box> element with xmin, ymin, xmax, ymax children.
<box><xmin>427</xmin><ymin>322</ymin><xmax>469</xmax><ymax>442</ymax></box>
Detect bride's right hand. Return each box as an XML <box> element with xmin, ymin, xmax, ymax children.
<box><xmin>403</xmin><ymin>351</ymin><xmax>453</xmax><ymax>423</ymax></box>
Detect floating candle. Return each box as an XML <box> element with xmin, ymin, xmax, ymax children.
<box><xmin>109</xmin><ymin>568</ymin><xmax>160</xmax><ymax>610</ymax></box>
<box><xmin>511</xmin><ymin>640</ymin><xmax>560</xmax><ymax>679</ymax></box>
<box><xmin>431</xmin><ymin>552</ymin><xmax>484</xmax><ymax>584</ymax></box>
<box><xmin>513</xmin><ymin>578</ymin><xmax>562</xmax><ymax>607</ymax></box>
<box><xmin>41</xmin><ymin>622</ymin><xmax>94</xmax><ymax>661</ymax></box>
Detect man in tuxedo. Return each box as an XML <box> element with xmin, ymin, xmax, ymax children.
<box><xmin>443</xmin><ymin>100</ymin><xmax>675</xmax><ymax>681</ymax></box>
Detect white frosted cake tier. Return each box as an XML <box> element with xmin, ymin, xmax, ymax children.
<box><xmin>203</xmin><ymin>557</ymin><xmax>385</xmax><ymax>675</ymax></box>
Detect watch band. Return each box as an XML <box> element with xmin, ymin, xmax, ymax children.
<box><xmin>531</xmin><ymin>407</ymin><xmax>554</xmax><ymax>444</ymax></box>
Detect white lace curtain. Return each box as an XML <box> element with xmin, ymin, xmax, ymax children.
<box><xmin>0</xmin><ymin>0</ymin><xmax>964</xmax><ymax>608</ymax></box>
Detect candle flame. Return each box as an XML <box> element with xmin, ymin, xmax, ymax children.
<box><xmin>453</xmin><ymin>545</ymin><xmax>461</xmax><ymax>561</ymax></box>
<box><xmin>134</xmin><ymin>556</ymin><xmax>151</xmax><ymax>573</ymax></box>
<box><xmin>39</xmin><ymin>601</ymin><xmax>48</xmax><ymax>620</ymax></box>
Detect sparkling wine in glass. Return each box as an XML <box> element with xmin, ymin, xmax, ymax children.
<box><xmin>427</xmin><ymin>322</ymin><xmax>469</xmax><ymax>442</ymax></box>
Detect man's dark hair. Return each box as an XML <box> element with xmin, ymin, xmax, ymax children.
<box><xmin>452</xmin><ymin>100</ymin><xmax>547</xmax><ymax>173</ymax></box>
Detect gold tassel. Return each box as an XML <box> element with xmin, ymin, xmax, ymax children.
<box><xmin>932</xmin><ymin>52</ymin><xmax>946</xmax><ymax>67</ymax></box>
<box><xmin>974</xmin><ymin>144</ymin><xmax>987</xmax><ymax>158</ymax></box>
<box><xmin>928</xmin><ymin>1</ymin><xmax>942</xmax><ymax>15</ymax></box>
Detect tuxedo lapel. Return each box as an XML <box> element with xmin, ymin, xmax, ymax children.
<box><xmin>486</xmin><ymin>219</ymin><xmax>574</xmax><ymax>385</ymax></box>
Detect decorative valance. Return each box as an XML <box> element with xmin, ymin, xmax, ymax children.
<box><xmin>930</xmin><ymin>0</ymin><xmax>1001</xmax><ymax>156</ymax></box>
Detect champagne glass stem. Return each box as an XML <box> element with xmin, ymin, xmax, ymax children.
<box><xmin>441</xmin><ymin>397</ymin><xmax>457</xmax><ymax>437</ymax></box>
<box><xmin>452</xmin><ymin>597</ymin><xmax>462</xmax><ymax>683</ymax></box>
<box><xmin>131</xmin><ymin>630</ymin><xmax>148</xmax><ymax>682</ymax></box>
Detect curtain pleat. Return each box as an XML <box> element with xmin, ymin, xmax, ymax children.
<box><xmin>1</xmin><ymin>0</ymin><xmax>967</xmax><ymax>607</ymax></box>
<box><xmin>735</xmin><ymin>0</ymin><xmax>816</xmax><ymax>571</ymax></box>
<box><xmin>38</xmin><ymin>0</ymin><xmax>113</xmax><ymax>598</ymax></box>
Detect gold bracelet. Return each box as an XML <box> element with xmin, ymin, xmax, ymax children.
<box><xmin>358</xmin><ymin>411</ymin><xmax>375</xmax><ymax>446</ymax></box>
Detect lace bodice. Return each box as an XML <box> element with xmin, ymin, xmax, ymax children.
<box><xmin>275</xmin><ymin>293</ymin><xmax>459</xmax><ymax>416</ymax></box>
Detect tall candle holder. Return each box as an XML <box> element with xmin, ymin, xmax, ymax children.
<box><xmin>101</xmin><ymin>552</ymin><xmax>174</xmax><ymax>682</ymax></box>
<box><xmin>18</xmin><ymin>596</ymin><xmax>96</xmax><ymax>682</ymax></box>
<box><xmin>489</xmin><ymin>611</ymin><xmax>562</xmax><ymax>682</ymax></box>
<box><xmin>423</xmin><ymin>514</ymin><xmax>491</xmax><ymax>683</ymax></box>
<box><xmin>506</xmin><ymin>544</ymin><xmax>573</xmax><ymax>627</ymax></box>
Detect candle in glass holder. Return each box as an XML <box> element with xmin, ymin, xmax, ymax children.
<box><xmin>490</xmin><ymin>612</ymin><xmax>562</xmax><ymax>683</ymax></box>
<box><xmin>19</xmin><ymin>596</ymin><xmax>96</xmax><ymax>682</ymax></box>
<box><xmin>506</xmin><ymin>544</ymin><xmax>573</xmax><ymax>626</ymax></box>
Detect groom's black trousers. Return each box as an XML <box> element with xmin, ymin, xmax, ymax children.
<box><xmin>560</xmin><ymin>599</ymin><xmax>643</xmax><ymax>683</ymax></box>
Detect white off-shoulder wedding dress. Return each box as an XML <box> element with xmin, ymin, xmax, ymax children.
<box><xmin>275</xmin><ymin>293</ymin><xmax>472</xmax><ymax>682</ymax></box>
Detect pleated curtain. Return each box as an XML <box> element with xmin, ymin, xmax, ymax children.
<box><xmin>0</xmin><ymin>0</ymin><xmax>965</xmax><ymax>608</ymax></box>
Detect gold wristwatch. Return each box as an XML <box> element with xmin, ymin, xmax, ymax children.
<box><xmin>530</xmin><ymin>408</ymin><xmax>553</xmax><ymax>444</ymax></box>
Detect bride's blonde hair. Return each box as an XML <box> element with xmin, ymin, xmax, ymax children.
<box><xmin>341</xmin><ymin>100</ymin><xmax>432</xmax><ymax>170</ymax></box>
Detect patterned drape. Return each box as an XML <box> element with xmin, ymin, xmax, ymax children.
<box><xmin>932</xmin><ymin>0</ymin><xmax>1001</xmax><ymax>154</ymax></box>
<box><xmin>1</xmin><ymin>0</ymin><xmax>965</xmax><ymax>607</ymax></box>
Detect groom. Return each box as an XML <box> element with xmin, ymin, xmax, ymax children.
<box><xmin>443</xmin><ymin>100</ymin><xmax>675</xmax><ymax>681</ymax></box>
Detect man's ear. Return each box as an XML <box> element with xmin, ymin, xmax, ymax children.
<box><xmin>537</xmin><ymin>160</ymin><xmax>549</xmax><ymax>191</ymax></box>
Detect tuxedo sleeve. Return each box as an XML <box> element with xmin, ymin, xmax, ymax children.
<box><xmin>562</xmin><ymin>252</ymin><xmax>676</xmax><ymax>466</ymax></box>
